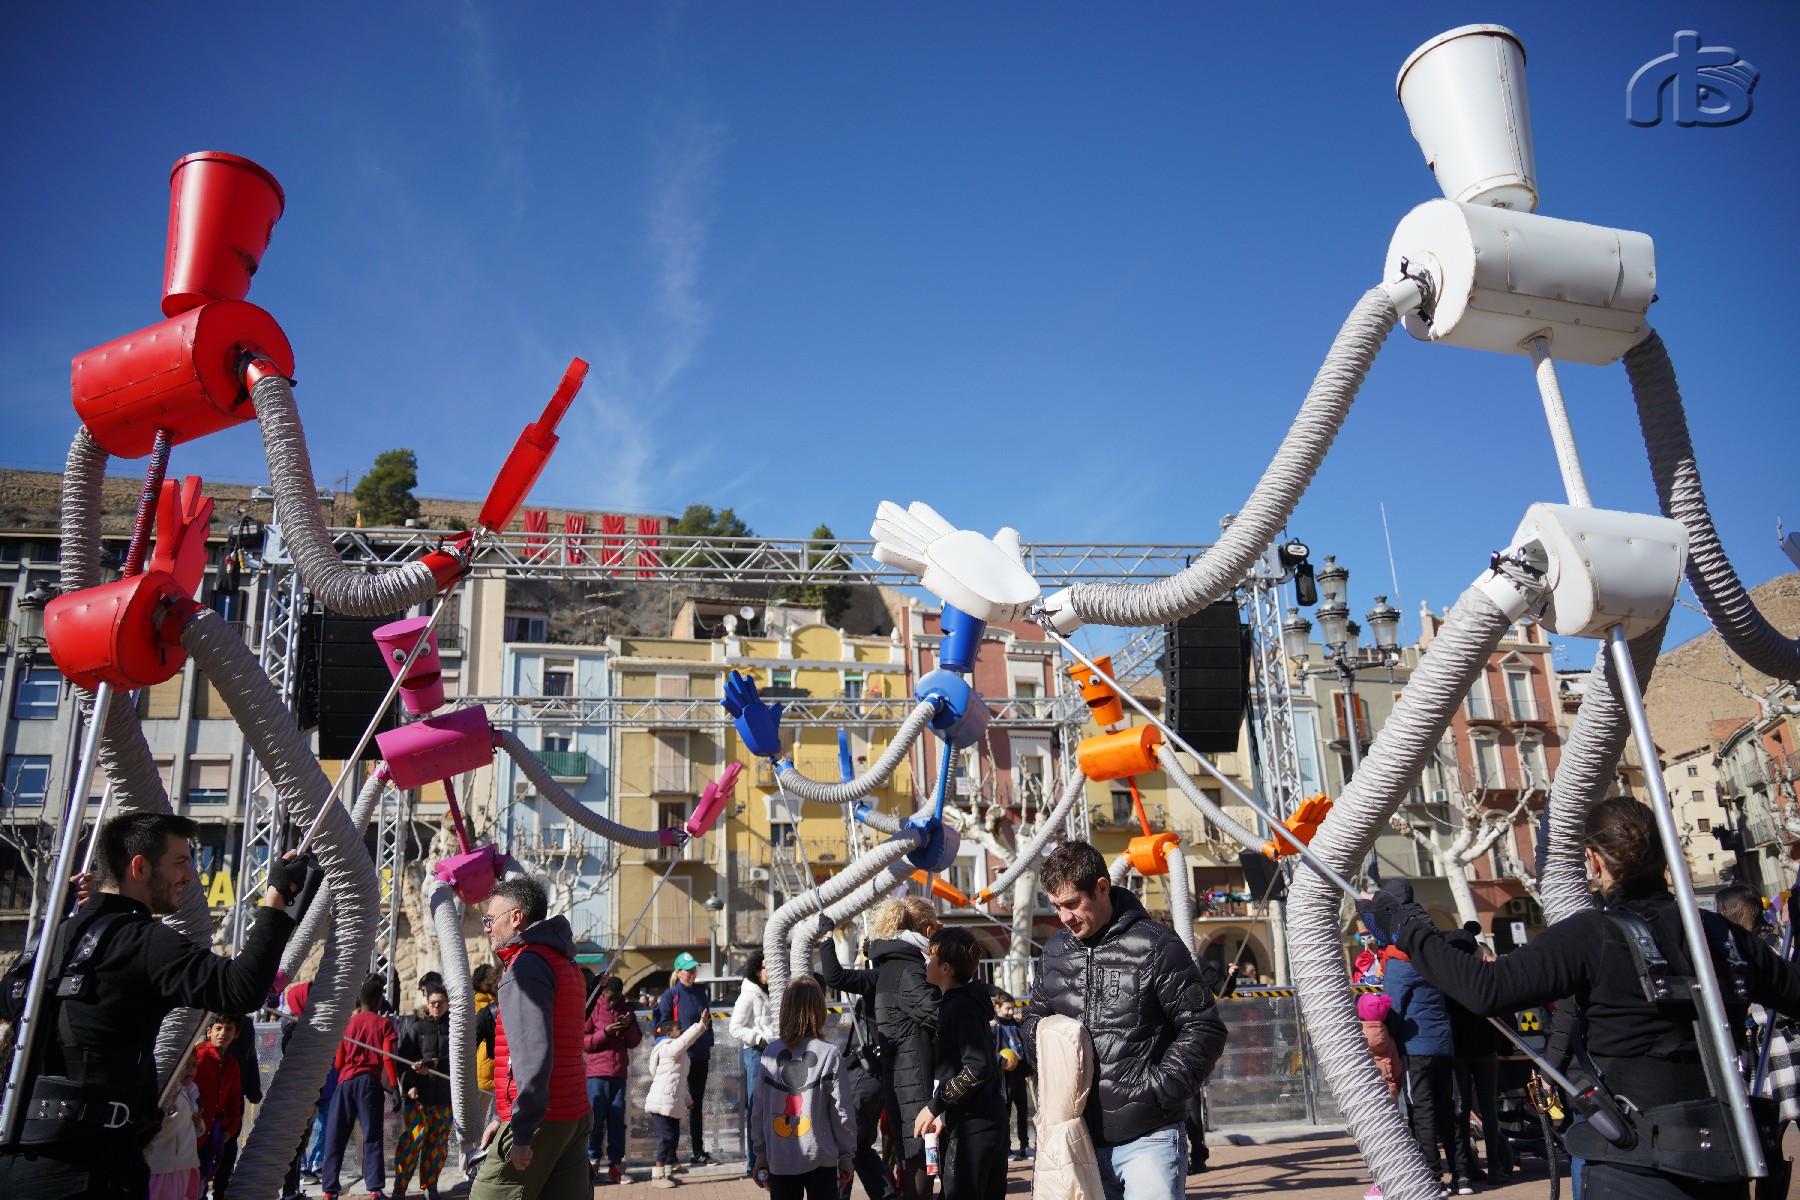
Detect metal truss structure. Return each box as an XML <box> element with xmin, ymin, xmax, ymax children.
<box><xmin>330</xmin><ymin>527</ymin><xmax>1211</xmax><ymax>586</ymax></box>
<box><xmin>460</xmin><ymin>693</ymin><xmax>1075</xmax><ymax>730</ymax></box>
<box><xmin>229</xmin><ymin>521</ymin><xmax>1216</xmax><ymax>951</ymax></box>
<box><xmin>1244</xmin><ymin>548</ymin><xmax>1304</xmax><ymax>824</ymax></box>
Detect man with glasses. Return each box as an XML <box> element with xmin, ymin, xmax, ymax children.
<box><xmin>470</xmin><ymin>876</ymin><xmax>592</xmax><ymax>1200</ymax></box>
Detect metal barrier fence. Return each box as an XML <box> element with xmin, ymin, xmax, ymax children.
<box><xmin>1204</xmin><ymin>990</ymin><xmax>1339</xmax><ymax>1127</ymax></box>
<box><xmin>248</xmin><ymin>991</ymin><xmax>1340</xmax><ymax>1174</ymax></box>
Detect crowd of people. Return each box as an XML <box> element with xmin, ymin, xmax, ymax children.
<box><xmin>7</xmin><ymin>797</ymin><xmax>1800</xmax><ymax>1200</ymax></box>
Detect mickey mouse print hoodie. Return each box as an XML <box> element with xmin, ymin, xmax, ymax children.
<box><xmin>750</xmin><ymin>1035</ymin><xmax>856</xmax><ymax>1179</ymax></box>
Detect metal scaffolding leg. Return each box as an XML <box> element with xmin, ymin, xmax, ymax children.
<box><xmin>372</xmin><ymin>781</ymin><xmax>404</xmax><ymax>981</ymax></box>
<box><xmin>230</xmin><ymin>541</ymin><xmax>306</xmax><ymax>948</ymax></box>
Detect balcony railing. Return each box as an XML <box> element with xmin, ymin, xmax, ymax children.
<box><xmin>644</xmin><ymin>908</ymin><xmax>703</xmax><ymax>945</ymax></box>
<box><xmin>432</xmin><ymin>621</ymin><xmax>466</xmax><ymax>652</ymax></box>
<box><xmin>1466</xmin><ymin>695</ymin><xmax>1546</xmax><ymax>724</ymax></box>
<box><xmin>538</xmin><ymin>749</ymin><xmax>591</xmax><ymax>780</ymax></box>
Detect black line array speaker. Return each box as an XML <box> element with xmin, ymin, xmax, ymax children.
<box><xmin>1164</xmin><ymin>599</ymin><xmax>1251</xmax><ymax>754</ymax></box>
<box><xmin>296</xmin><ymin>607</ymin><xmax>403</xmax><ymax>761</ymax></box>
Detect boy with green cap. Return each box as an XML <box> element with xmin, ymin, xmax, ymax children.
<box><xmin>651</xmin><ymin>952</ymin><xmax>716</xmax><ymax>1167</ymax></box>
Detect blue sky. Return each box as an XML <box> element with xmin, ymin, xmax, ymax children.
<box><xmin>2</xmin><ymin>4</ymin><xmax>1794</xmax><ymax>660</ymax></box>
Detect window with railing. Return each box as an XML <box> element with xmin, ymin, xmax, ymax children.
<box><xmin>1471</xmin><ymin>734</ymin><xmax>1504</xmax><ymax>789</ymax></box>
<box><xmin>843</xmin><ymin>672</ymin><xmax>864</xmax><ymax>699</ymax></box>
<box><xmin>542</xmin><ymin>659</ymin><xmax>574</xmax><ymax>697</ymax></box>
<box><xmin>1506</xmin><ymin>671</ymin><xmax>1537</xmax><ymax>722</ymax></box>
<box><xmin>652</xmin><ymin>732</ymin><xmax>690</xmax><ymax>794</ymax></box>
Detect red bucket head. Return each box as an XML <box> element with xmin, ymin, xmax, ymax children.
<box><xmin>162</xmin><ymin>152</ymin><xmax>286</xmax><ymax>318</ymax></box>
<box><xmin>372</xmin><ymin>615</ymin><xmax>444</xmax><ymax>715</ymax></box>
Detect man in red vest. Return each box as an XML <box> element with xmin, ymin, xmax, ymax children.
<box><xmin>471</xmin><ymin>875</ymin><xmax>594</xmax><ymax>1200</ymax></box>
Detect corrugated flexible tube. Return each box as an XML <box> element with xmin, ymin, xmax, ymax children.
<box><xmin>982</xmin><ymin>771</ymin><xmax>1088</xmax><ymax>903</ymax></box>
<box><xmin>1055</xmin><ymin>287</ymin><xmax>1399</xmax><ymax>629</ymax></box>
<box><xmin>773</xmin><ymin>700</ymin><xmax>940</xmax><ymax>804</ymax></box>
<box><xmin>496</xmin><ymin>730</ymin><xmax>665</xmax><ymax>849</ymax></box>
<box><xmin>764</xmin><ymin>831</ymin><xmax>924</xmax><ymax>997</ymax></box>
<box><xmin>179</xmin><ymin>609</ymin><xmax>380</xmax><ymax>1200</ymax></box>
<box><xmin>1535</xmin><ymin>620</ymin><xmax>1667</xmax><ymax>925</ymax></box>
<box><xmin>282</xmin><ymin>767</ymin><xmax>392</xmax><ymax>979</ymax></box>
<box><xmin>1627</xmin><ymin>331</ymin><xmax>1800</xmax><ymax>681</ymax></box>
<box><xmin>1287</xmin><ymin>585</ymin><xmax>1519</xmax><ymax>1200</ymax></box>
<box><xmin>1109</xmin><ymin>854</ymin><xmax>1133</xmax><ymax>887</ymax></box>
<box><xmin>1164</xmin><ymin>844</ymin><xmax>1195</xmax><ymax>957</ymax></box>
<box><xmin>789</xmin><ymin>837</ymin><xmax>957</xmax><ymax>985</ymax></box>
<box><xmin>1155</xmin><ymin>742</ymin><xmax>1266</xmax><ymax>850</ymax></box>
<box><xmin>250</xmin><ymin>372</ymin><xmax>441</xmax><ymax>617</ymax></box>
<box><xmin>428</xmin><ymin>880</ymin><xmax>482</xmax><ymax>1146</ymax></box>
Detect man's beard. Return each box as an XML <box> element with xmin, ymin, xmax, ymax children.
<box><xmin>147</xmin><ymin>866</ymin><xmax>183</xmax><ymax>915</ymax></box>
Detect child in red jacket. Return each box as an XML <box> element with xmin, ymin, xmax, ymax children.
<box><xmin>193</xmin><ymin>1014</ymin><xmax>244</xmax><ymax>1199</ymax></box>
<box><xmin>321</xmin><ymin>977</ymin><xmax>400</xmax><ymax>1199</ymax></box>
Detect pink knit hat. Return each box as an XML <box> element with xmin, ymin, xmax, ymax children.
<box><xmin>1356</xmin><ymin>992</ymin><xmax>1392</xmax><ymax>1022</ymax></box>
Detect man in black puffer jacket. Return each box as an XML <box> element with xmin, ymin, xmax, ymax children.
<box><xmin>1022</xmin><ymin>841</ymin><xmax>1227</xmax><ymax>1200</ymax></box>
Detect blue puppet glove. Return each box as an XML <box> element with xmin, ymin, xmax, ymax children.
<box><xmin>723</xmin><ymin>670</ymin><xmax>785</xmax><ymax>759</ymax></box>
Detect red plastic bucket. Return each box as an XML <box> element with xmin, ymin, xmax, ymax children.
<box><xmin>162</xmin><ymin>152</ymin><xmax>286</xmax><ymax>317</ymax></box>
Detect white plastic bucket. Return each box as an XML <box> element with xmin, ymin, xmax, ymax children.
<box><xmin>1397</xmin><ymin>25</ymin><xmax>1537</xmax><ymax>211</ymax></box>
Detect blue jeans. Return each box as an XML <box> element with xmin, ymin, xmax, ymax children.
<box><xmin>588</xmin><ymin>1075</ymin><xmax>628</xmax><ymax>1165</ymax></box>
<box><xmin>741</xmin><ymin>1047</ymin><xmax>762</xmax><ymax>1170</ymax></box>
<box><xmin>1097</xmin><ymin>1122</ymin><xmax>1186</xmax><ymax>1200</ymax></box>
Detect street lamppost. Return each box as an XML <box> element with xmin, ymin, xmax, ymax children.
<box><xmin>703</xmin><ymin>890</ymin><xmax>725</xmax><ymax>979</ymax></box>
<box><xmin>1282</xmin><ymin>557</ymin><xmax>1403</xmax><ymax>782</ymax></box>
<box><xmin>12</xmin><ymin>581</ymin><xmax>56</xmax><ymax>664</ymax></box>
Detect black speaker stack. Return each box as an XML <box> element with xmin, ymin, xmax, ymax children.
<box><xmin>296</xmin><ymin>607</ymin><xmax>403</xmax><ymax>761</ymax></box>
<box><xmin>1163</xmin><ymin>598</ymin><xmax>1251</xmax><ymax>755</ymax></box>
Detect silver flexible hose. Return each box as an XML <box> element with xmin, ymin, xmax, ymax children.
<box><xmin>858</xmin><ymin>808</ymin><xmax>903</xmax><ymax>835</ymax></box>
<box><xmin>1109</xmin><ymin>854</ymin><xmax>1133</xmax><ymax>887</ymax></box>
<box><xmin>1287</xmin><ymin>586</ymin><xmax>1515</xmax><ymax>1200</ymax></box>
<box><xmin>281</xmin><ymin>768</ymin><xmax>391</xmax><ymax>978</ymax></box>
<box><xmin>1059</xmin><ymin>288</ymin><xmax>1399</xmax><ymax>628</ymax></box>
<box><xmin>1165</xmin><ymin>844</ymin><xmax>1195</xmax><ymax>957</ymax></box>
<box><xmin>59</xmin><ymin>427</ymin><xmax>108</xmax><ymax>593</ymax></box>
<box><xmin>773</xmin><ymin>700</ymin><xmax>940</xmax><ymax>804</ymax></box>
<box><xmin>428</xmin><ymin>880</ymin><xmax>481</xmax><ymax>1145</ymax></box>
<box><xmin>1627</xmin><ymin>331</ymin><xmax>1800</xmax><ymax>681</ymax></box>
<box><xmin>983</xmin><ymin>771</ymin><xmax>1087</xmax><ymax>901</ymax></box>
<box><xmin>790</xmin><ymin>855</ymin><xmax>929</xmax><ymax>984</ymax></box>
<box><xmin>496</xmin><ymin>730</ymin><xmax>665</xmax><ymax>849</ymax></box>
<box><xmin>250</xmin><ymin>373</ymin><xmax>440</xmax><ymax>616</ymax></box>
<box><xmin>1155</xmin><ymin>742</ymin><xmax>1265</xmax><ymax>849</ymax></box>
<box><xmin>764</xmin><ymin>831</ymin><xmax>923</xmax><ymax>997</ymax></box>
<box><xmin>1535</xmin><ymin>620</ymin><xmax>1667</xmax><ymax>924</ymax></box>
<box><xmin>180</xmin><ymin>610</ymin><xmax>379</xmax><ymax>1200</ymax></box>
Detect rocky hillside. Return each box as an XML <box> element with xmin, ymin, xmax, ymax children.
<box><xmin>1643</xmin><ymin>573</ymin><xmax>1800</xmax><ymax>759</ymax></box>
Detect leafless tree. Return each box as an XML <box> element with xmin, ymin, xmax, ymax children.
<box><xmin>1392</xmin><ymin>740</ymin><xmax>1541</xmax><ymax>930</ymax></box>
<box><xmin>0</xmin><ymin>786</ymin><xmax>56</xmax><ymax>953</ymax></box>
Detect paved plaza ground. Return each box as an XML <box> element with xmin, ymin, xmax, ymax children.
<box><xmin>387</xmin><ymin>1123</ymin><xmax>1800</xmax><ymax>1199</ymax></box>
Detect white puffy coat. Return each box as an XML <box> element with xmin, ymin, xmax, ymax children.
<box><xmin>1031</xmin><ymin>1015</ymin><xmax>1106</xmax><ymax>1200</ymax></box>
<box><xmin>644</xmin><ymin>1018</ymin><xmax>710</xmax><ymax>1117</ymax></box>
<box><xmin>730</xmin><ymin>981</ymin><xmax>780</xmax><ymax>1050</ymax></box>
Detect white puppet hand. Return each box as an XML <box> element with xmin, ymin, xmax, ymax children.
<box><xmin>870</xmin><ymin>501</ymin><xmax>1041</xmax><ymax>623</ymax></box>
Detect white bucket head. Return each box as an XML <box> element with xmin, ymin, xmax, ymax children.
<box><xmin>1397</xmin><ymin>25</ymin><xmax>1538</xmax><ymax>211</ymax></box>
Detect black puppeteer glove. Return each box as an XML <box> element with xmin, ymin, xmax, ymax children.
<box><xmin>267</xmin><ymin>852</ymin><xmax>317</xmax><ymax>905</ymax></box>
<box><xmin>816</xmin><ymin>912</ymin><xmax>837</xmax><ymax>938</ymax></box>
<box><xmin>1355</xmin><ymin>891</ymin><xmax>1434</xmax><ymax>951</ymax></box>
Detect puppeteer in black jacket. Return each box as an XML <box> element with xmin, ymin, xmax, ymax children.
<box><xmin>398</xmin><ymin>1008</ymin><xmax>453</xmax><ymax>1110</ymax></box>
<box><xmin>1022</xmin><ymin>888</ymin><xmax>1227</xmax><ymax>1147</ymax></box>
